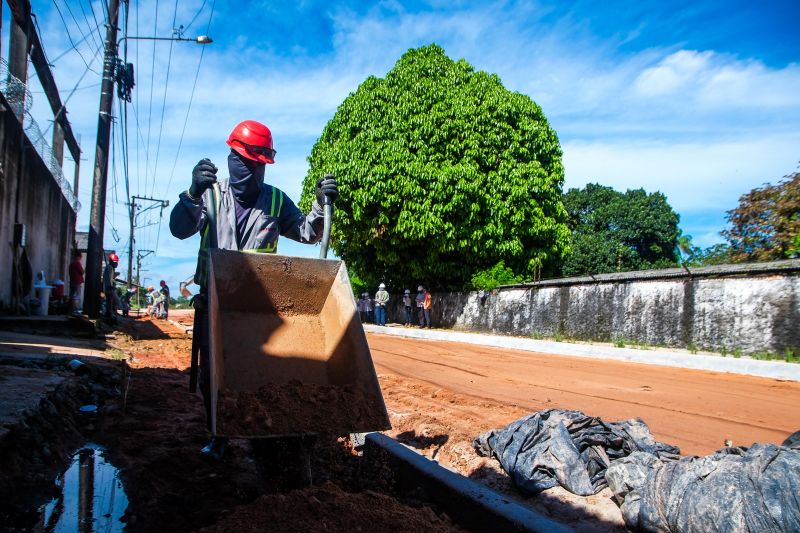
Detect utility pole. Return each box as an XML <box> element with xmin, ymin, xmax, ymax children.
<box><xmin>135</xmin><ymin>249</ymin><xmax>154</xmax><ymax>314</ymax></box>
<box><xmin>126</xmin><ymin>195</ymin><xmax>169</xmax><ymax>288</ymax></box>
<box><xmin>84</xmin><ymin>0</ymin><xmax>121</xmax><ymax>317</ymax></box>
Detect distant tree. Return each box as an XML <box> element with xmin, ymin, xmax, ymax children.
<box><xmin>300</xmin><ymin>44</ymin><xmax>570</xmax><ymax>290</ymax></box>
<box><xmin>676</xmin><ymin>234</ymin><xmax>733</xmax><ymax>267</ymax></box>
<box><xmin>722</xmin><ymin>172</ymin><xmax>800</xmax><ymax>262</ymax></box>
<box><xmin>676</xmin><ymin>234</ymin><xmax>701</xmax><ymax>264</ymax></box>
<box><xmin>693</xmin><ymin>243</ymin><xmax>734</xmax><ymax>266</ymax></box>
<box><xmin>471</xmin><ymin>261</ymin><xmax>528</xmax><ymax>291</ymax></box>
<box><xmin>561</xmin><ymin>183</ymin><xmax>680</xmax><ymax>276</ymax></box>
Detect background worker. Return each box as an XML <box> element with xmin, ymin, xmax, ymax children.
<box><xmin>169</xmin><ymin>119</ymin><xmax>338</xmax><ymax>460</ymax></box>
<box><xmin>103</xmin><ymin>253</ymin><xmax>121</xmax><ymax>322</ymax></box>
<box><xmin>357</xmin><ymin>293</ymin><xmax>368</xmax><ymax>323</ymax></box>
<box><xmin>159</xmin><ymin>280</ymin><xmax>171</xmax><ymax>319</ymax></box>
<box><xmin>68</xmin><ymin>251</ymin><xmax>84</xmax><ymax>315</ymax></box>
<box><xmin>422</xmin><ymin>287</ymin><xmax>433</xmax><ymax>328</ymax></box>
<box><xmin>374</xmin><ymin>283</ymin><xmax>389</xmax><ymax>326</ymax></box>
<box><xmin>402</xmin><ymin>289</ymin><xmax>413</xmax><ymax>326</ymax></box>
<box><xmin>363</xmin><ymin>292</ymin><xmax>373</xmax><ymax>323</ymax></box>
<box><xmin>415</xmin><ymin>285</ymin><xmax>425</xmax><ymax>326</ymax></box>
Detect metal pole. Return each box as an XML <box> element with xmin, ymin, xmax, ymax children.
<box><xmin>127</xmin><ymin>197</ymin><xmax>135</xmax><ymax>288</ymax></box>
<box><xmin>84</xmin><ymin>0</ymin><xmax>120</xmax><ymax>317</ymax></box>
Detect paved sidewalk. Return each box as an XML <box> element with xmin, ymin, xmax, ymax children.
<box><xmin>363</xmin><ymin>324</ymin><xmax>800</xmax><ymax>382</ymax></box>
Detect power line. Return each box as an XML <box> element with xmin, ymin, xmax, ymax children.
<box><xmin>144</xmin><ymin>0</ymin><xmax>160</xmax><ymax>203</ymax></box>
<box><xmin>149</xmin><ymin>0</ymin><xmax>180</xmax><ymax>198</ymax></box>
<box><xmin>84</xmin><ymin>0</ymin><xmax>107</xmax><ymax>48</ymax></box>
<box><xmin>52</xmin><ymin>0</ymin><xmax>101</xmax><ymax>72</ymax></box>
<box><xmin>134</xmin><ymin>0</ymin><xmax>141</xmax><ymax>202</ymax></box>
<box><xmin>41</xmin><ymin>39</ymin><xmax>104</xmax><ymax>137</ymax></box>
<box><xmin>70</xmin><ymin>0</ymin><xmax>103</xmax><ymax>53</ymax></box>
<box><xmin>162</xmin><ymin>0</ymin><xmax>216</xmax><ymax>199</ymax></box>
<box><xmin>182</xmin><ymin>0</ymin><xmax>207</xmax><ymax>33</ymax></box>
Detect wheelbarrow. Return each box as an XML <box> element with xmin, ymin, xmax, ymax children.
<box><xmin>205</xmin><ymin>196</ymin><xmax>391</xmax><ymax>438</ymax></box>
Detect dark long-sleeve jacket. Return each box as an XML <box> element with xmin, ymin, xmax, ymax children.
<box><xmin>169</xmin><ymin>179</ymin><xmax>324</xmax><ymax>289</ymax></box>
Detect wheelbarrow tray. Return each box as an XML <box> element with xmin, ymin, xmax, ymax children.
<box><xmin>207</xmin><ymin>249</ymin><xmax>391</xmax><ymax>437</ymax></box>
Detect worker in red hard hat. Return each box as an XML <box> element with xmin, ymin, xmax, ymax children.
<box><xmin>169</xmin><ymin>119</ymin><xmax>338</xmax><ymax>459</ymax></box>
<box><xmin>102</xmin><ymin>252</ymin><xmax>121</xmax><ymax>322</ymax></box>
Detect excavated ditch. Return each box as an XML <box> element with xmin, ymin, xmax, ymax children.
<box><xmin>0</xmin><ymin>351</ymin><xmax>464</xmax><ymax>532</ymax></box>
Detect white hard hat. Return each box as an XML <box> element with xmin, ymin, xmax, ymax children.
<box><xmin>379</xmin><ymin>283</ymin><xmax>386</xmax><ymax>289</ymax></box>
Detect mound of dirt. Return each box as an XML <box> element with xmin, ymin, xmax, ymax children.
<box><xmin>198</xmin><ymin>481</ymin><xmax>463</xmax><ymax>532</ymax></box>
<box><xmin>216</xmin><ymin>380</ymin><xmax>388</xmax><ymax>436</ymax></box>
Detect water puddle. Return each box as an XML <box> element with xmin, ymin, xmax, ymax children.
<box><xmin>37</xmin><ymin>444</ymin><xmax>128</xmax><ymax>532</ymax></box>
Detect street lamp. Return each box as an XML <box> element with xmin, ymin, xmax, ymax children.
<box><xmin>119</xmin><ymin>34</ymin><xmax>214</xmax><ymax>45</ymax></box>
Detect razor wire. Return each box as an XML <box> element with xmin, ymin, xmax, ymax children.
<box><xmin>0</xmin><ymin>58</ymin><xmax>81</xmax><ymax>212</ymax></box>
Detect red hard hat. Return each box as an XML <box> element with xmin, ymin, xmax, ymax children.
<box><xmin>226</xmin><ymin>120</ymin><xmax>275</xmax><ymax>164</ymax></box>
<box><xmin>108</xmin><ymin>253</ymin><xmax>119</xmax><ymax>263</ymax></box>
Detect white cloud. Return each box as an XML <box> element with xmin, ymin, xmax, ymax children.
<box><xmin>17</xmin><ymin>1</ymin><xmax>800</xmax><ymax>280</ymax></box>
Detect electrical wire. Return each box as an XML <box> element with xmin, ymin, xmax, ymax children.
<box><xmin>52</xmin><ymin>0</ymin><xmax>101</xmax><ymax>72</ymax></box>
<box><xmin>40</xmin><ymin>39</ymin><xmax>104</xmax><ymax>137</ymax></box>
<box><xmin>149</xmin><ymin>0</ymin><xmax>179</xmax><ymax>199</ymax></box>
<box><xmin>72</xmin><ymin>0</ymin><xmax>104</xmax><ymax>53</ymax></box>
<box><xmin>161</xmin><ymin>0</ymin><xmax>216</xmax><ymax>200</ymax></box>
<box><xmin>182</xmin><ymin>0</ymin><xmax>207</xmax><ymax>33</ymax></box>
<box><xmin>84</xmin><ymin>0</ymin><xmax>107</xmax><ymax>49</ymax></box>
<box><xmin>143</xmin><ymin>0</ymin><xmax>160</xmax><ymax>205</ymax></box>
<box><xmin>134</xmin><ymin>0</ymin><xmax>141</xmax><ymax>205</ymax></box>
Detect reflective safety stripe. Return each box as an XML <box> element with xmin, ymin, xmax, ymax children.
<box><xmin>243</xmin><ymin>242</ymin><xmax>278</xmax><ymax>254</ymax></box>
<box><xmin>197</xmin><ymin>183</ymin><xmax>282</xmax><ymax>288</ymax></box>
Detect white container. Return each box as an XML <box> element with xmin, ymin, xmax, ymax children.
<box><xmin>34</xmin><ymin>285</ymin><xmax>53</xmax><ymax>316</ymax></box>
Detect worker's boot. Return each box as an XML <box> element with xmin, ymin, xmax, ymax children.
<box><xmin>201</xmin><ymin>436</ymin><xmax>228</xmax><ymax>460</ymax></box>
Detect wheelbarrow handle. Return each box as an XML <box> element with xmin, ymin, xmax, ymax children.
<box><xmin>319</xmin><ymin>181</ymin><xmax>334</xmax><ymax>259</ymax></box>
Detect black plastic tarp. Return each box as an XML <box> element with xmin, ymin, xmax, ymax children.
<box><xmin>606</xmin><ymin>437</ymin><xmax>800</xmax><ymax>532</ymax></box>
<box><xmin>473</xmin><ymin>408</ymin><xmax>680</xmax><ymax>496</ymax></box>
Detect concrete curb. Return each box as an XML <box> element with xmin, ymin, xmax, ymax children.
<box><xmin>365</xmin><ymin>433</ymin><xmax>570</xmax><ymax>532</ymax></box>
<box><xmin>363</xmin><ymin>325</ymin><xmax>800</xmax><ymax>382</ymax></box>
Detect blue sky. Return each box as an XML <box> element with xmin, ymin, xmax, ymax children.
<box><xmin>9</xmin><ymin>0</ymin><xmax>800</xmax><ymax>291</ymax></box>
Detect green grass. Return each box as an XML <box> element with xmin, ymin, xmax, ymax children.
<box><xmin>106</xmin><ymin>348</ymin><xmax>126</xmax><ymax>361</ymax></box>
<box><xmin>554</xmin><ymin>332</ymin><xmax>564</xmax><ymax>342</ymax></box>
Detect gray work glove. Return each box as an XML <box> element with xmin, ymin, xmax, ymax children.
<box><xmin>315</xmin><ymin>174</ymin><xmax>338</xmax><ymax>206</ymax></box>
<box><xmin>190</xmin><ymin>158</ymin><xmax>218</xmax><ymax>199</ymax></box>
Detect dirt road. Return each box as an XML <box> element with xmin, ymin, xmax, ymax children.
<box><xmin>367</xmin><ymin>332</ymin><xmax>800</xmax><ymax>456</ymax></box>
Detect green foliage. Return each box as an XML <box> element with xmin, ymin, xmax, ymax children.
<box><xmin>676</xmin><ymin>235</ymin><xmax>733</xmax><ymax>267</ymax></box>
<box><xmin>560</xmin><ymin>183</ymin><xmax>680</xmax><ymax>276</ymax></box>
<box><xmin>722</xmin><ymin>171</ymin><xmax>800</xmax><ymax>262</ymax></box>
<box><xmin>693</xmin><ymin>243</ymin><xmax>733</xmax><ymax>266</ymax></box>
<box><xmin>170</xmin><ymin>296</ymin><xmax>191</xmax><ymax>309</ymax></box>
<box><xmin>470</xmin><ymin>261</ymin><xmax>527</xmax><ymax>291</ymax></box>
<box><xmin>301</xmin><ymin>44</ymin><xmax>570</xmax><ymax>290</ymax></box>
<box><xmin>348</xmin><ymin>270</ymin><xmax>368</xmax><ymax>297</ymax></box>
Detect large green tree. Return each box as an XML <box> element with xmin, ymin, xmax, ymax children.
<box><xmin>561</xmin><ymin>183</ymin><xmax>680</xmax><ymax>276</ymax></box>
<box><xmin>300</xmin><ymin>44</ymin><xmax>570</xmax><ymax>290</ymax></box>
<box><xmin>722</xmin><ymin>171</ymin><xmax>800</xmax><ymax>262</ymax></box>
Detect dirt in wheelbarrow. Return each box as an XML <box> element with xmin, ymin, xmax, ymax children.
<box><xmin>216</xmin><ymin>380</ymin><xmax>390</xmax><ymax>436</ymax></box>
<box><xmin>81</xmin><ymin>317</ymin><xmax>460</xmax><ymax>532</ymax></box>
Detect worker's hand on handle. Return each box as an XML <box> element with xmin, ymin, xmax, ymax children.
<box><xmin>315</xmin><ymin>174</ymin><xmax>338</xmax><ymax>207</ymax></box>
<box><xmin>190</xmin><ymin>158</ymin><xmax>218</xmax><ymax>199</ymax></box>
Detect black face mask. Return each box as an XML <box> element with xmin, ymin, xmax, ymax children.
<box><xmin>227</xmin><ymin>150</ymin><xmax>265</xmax><ymax>204</ymax></box>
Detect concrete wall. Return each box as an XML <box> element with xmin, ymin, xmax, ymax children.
<box><xmin>0</xmin><ymin>92</ymin><xmax>76</xmax><ymax>310</ymax></box>
<box><xmin>387</xmin><ymin>262</ymin><xmax>800</xmax><ymax>354</ymax></box>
